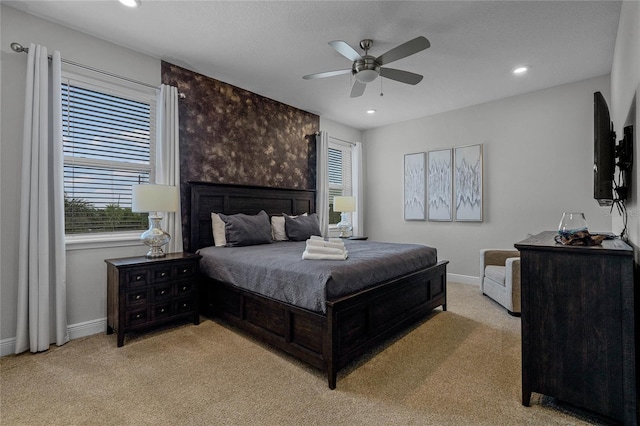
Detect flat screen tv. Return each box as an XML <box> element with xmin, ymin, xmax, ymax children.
<box><xmin>593</xmin><ymin>91</ymin><xmax>615</xmax><ymax>206</ymax></box>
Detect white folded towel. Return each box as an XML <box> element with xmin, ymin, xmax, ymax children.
<box><xmin>305</xmin><ymin>245</ymin><xmax>347</xmax><ymax>256</ymax></box>
<box><xmin>302</xmin><ymin>250</ymin><xmax>348</xmax><ymax>260</ymax></box>
<box><xmin>306</xmin><ymin>239</ymin><xmax>345</xmax><ymax>250</ymax></box>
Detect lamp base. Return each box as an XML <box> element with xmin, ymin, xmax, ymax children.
<box><xmin>140</xmin><ymin>215</ymin><xmax>171</xmax><ymax>258</ymax></box>
<box><xmin>336</xmin><ymin>212</ymin><xmax>352</xmax><ymax>238</ymax></box>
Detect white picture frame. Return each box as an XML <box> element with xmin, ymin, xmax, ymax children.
<box><xmin>404</xmin><ymin>152</ymin><xmax>426</xmax><ymax>221</ymax></box>
<box><xmin>427</xmin><ymin>149</ymin><xmax>453</xmax><ymax>221</ymax></box>
<box><xmin>454</xmin><ymin>144</ymin><xmax>483</xmax><ymax>222</ymax></box>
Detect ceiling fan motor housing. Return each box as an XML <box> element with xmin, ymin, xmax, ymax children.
<box><xmin>353</xmin><ymin>56</ymin><xmax>380</xmax><ymax>83</ymax></box>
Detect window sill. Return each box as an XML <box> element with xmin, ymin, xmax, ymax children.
<box><xmin>65</xmin><ymin>232</ymin><xmax>144</xmax><ymax>251</ymax></box>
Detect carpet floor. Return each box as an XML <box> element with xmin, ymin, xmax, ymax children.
<box><xmin>1</xmin><ymin>282</ymin><xmax>616</xmax><ymax>425</ymax></box>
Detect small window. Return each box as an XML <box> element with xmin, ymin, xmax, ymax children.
<box><xmin>62</xmin><ymin>75</ymin><xmax>157</xmax><ymax>234</ymax></box>
<box><xmin>328</xmin><ymin>141</ymin><xmax>353</xmax><ymax>225</ymax></box>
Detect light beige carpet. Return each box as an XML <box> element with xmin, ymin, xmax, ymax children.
<box><xmin>1</xmin><ymin>282</ymin><xmax>612</xmax><ymax>425</ymax></box>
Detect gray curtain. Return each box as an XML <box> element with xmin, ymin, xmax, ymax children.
<box><xmin>16</xmin><ymin>44</ymin><xmax>68</xmax><ymax>353</ymax></box>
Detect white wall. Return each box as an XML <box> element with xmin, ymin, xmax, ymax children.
<box><xmin>363</xmin><ymin>75</ymin><xmax>613</xmax><ymax>280</ymax></box>
<box><xmin>0</xmin><ymin>5</ymin><xmax>161</xmax><ymax>352</ymax></box>
<box><xmin>610</xmin><ymin>0</ymin><xmax>639</xmax><ymax>261</ymax></box>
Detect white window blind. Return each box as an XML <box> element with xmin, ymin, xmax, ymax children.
<box><xmin>62</xmin><ymin>74</ymin><xmax>157</xmax><ymax>234</ymax></box>
<box><xmin>328</xmin><ymin>140</ymin><xmax>353</xmax><ymax>225</ymax></box>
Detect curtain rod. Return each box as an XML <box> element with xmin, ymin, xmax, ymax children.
<box><xmin>10</xmin><ymin>42</ymin><xmax>186</xmax><ymax>99</ymax></box>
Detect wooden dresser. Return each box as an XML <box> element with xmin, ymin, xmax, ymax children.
<box><xmin>106</xmin><ymin>252</ymin><xmax>201</xmax><ymax>347</ymax></box>
<box><xmin>515</xmin><ymin>231</ymin><xmax>636</xmax><ymax>424</ymax></box>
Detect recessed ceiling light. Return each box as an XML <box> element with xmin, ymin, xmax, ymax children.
<box><xmin>119</xmin><ymin>0</ymin><xmax>141</xmax><ymax>8</ymax></box>
<box><xmin>367</xmin><ymin>109</ymin><xmax>376</xmax><ymax>114</ymax></box>
<box><xmin>513</xmin><ymin>66</ymin><xmax>529</xmax><ymax>75</ymax></box>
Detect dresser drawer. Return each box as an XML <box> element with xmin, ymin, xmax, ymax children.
<box><xmin>174</xmin><ymin>299</ymin><xmax>195</xmax><ymax>315</ymax></box>
<box><xmin>153</xmin><ymin>303</ymin><xmax>171</xmax><ymax>320</ymax></box>
<box><xmin>126</xmin><ymin>289</ymin><xmax>148</xmax><ymax>306</ymax></box>
<box><xmin>152</xmin><ymin>267</ymin><xmax>172</xmax><ymax>283</ymax></box>
<box><xmin>126</xmin><ymin>308</ymin><xmax>149</xmax><ymax>327</ymax></box>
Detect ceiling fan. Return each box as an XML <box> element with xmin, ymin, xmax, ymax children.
<box><xmin>303</xmin><ymin>36</ymin><xmax>430</xmax><ymax>98</ymax></box>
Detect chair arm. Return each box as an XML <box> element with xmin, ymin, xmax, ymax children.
<box><xmin>480</xmin><ymin>249</ymin><xmax>520</xmax><ymax>267</ymax></box>
<box><xmin>505</xmin><ymin>257</ymin><xmax>521</xmax><ymax>313</ymax></box>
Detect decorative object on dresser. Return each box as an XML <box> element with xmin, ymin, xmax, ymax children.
<box><xmin>515</xmin><ymin>231</ymin><xmax>636</xmax><ymax>425</ymax></box>
<box><xmin>333</xmin><ymin>195</ymin><xmax>356</xmax><ymax>237</ymax></box>
<box><xmin>479</xmin><ymin>249</ymin><xmax>521</xmax><ymax>316</ymax></box>
<box><xmin>105</xmin><ymin>252</ymin><xmax>201</xmax><ymax>347</ymax></box>
<box><xmin>189</xmin><ymin>182</ymin><xmax>448</xmax><ymax>389</ymax></box>
<box><xmin>132</xmin><ymin>184</ymin><xmax>179</xmax><ymax>258</ymax></box>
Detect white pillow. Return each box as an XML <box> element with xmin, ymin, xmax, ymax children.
<box><xmin>211</xmin><ymin>213</ymin><xmax>226</xmax><ymax>247</ymax></box>
<box><xmin>271</xmin><ymin>213</ymin><xmax>307</xmax><ymax>241</ymax></box>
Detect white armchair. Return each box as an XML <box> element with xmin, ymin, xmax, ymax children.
<box><xmin>479</xmin><ymin>249</ymin><xmax>521</xmax><ymax>316</ymax></box>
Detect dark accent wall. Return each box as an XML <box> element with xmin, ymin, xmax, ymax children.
<box><xmin>160</xmin><ymin>61</ymin><xmax>319</xmax><ymax>247</ymax></box>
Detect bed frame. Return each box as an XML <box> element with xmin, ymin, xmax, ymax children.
<box><xmin>188</xmin><ymin>181</ymin><xmax>448</xmax><ymax>389</ymax></box>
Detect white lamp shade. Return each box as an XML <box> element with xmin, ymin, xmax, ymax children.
<box><xmin>334</xmin><ymin>196</ymin><xmax>356</xmax><ymax>212</ymax></box>
<box><xmin>132</xmin><ymin>184</ymin><xmax>179</xmax><ymax>213</ymax></box>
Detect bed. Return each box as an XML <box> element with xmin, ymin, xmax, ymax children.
<box><xmin>188</xmin><ymin>182</ymin><xmax>448</xmax><ymax>389</ymax></box>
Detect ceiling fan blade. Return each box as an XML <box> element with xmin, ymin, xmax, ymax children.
<box><xmin>303</xmin><ymin>69</ymin><xmax>352</xmax><ymax>80</ymax></box>
<box><xmin>376</xmin><ymin>36</ymin><xmax>430</xmax><ymax>66</ymax></box>
<box><xmin>379</xmin><ymin>68</ymin><xmax>424</xmax><ymax>85</ymax></box>
<box><xmin>329</xmin><ymin>40</ymin><xmax>362</xmax><ymax>62</ymax></box>
<box><xmin>350</xmin><ymin>80</ymin><xmax>366</xmax><ymax>98</ymax></box>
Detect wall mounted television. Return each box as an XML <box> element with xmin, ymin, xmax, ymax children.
<box><xmin>593</xmin><ymin>91</ymin><xmax>616</xmax><ymax>206</ymax></box>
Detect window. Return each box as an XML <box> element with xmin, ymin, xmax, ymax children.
<box><xmin>328</xmin><ymin>140</ymin><xmax>353</xmax><ymax>225</ymax></box>
<box><xmin>62</xmin><ymin>73</ymin><xmax>157</xmax><ymax>235</ymax></box>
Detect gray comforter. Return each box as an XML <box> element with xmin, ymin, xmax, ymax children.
<box><xmin>197</xmin><ymin>240</ymin><xmax>438</xmax><ymax>313</ymax></box>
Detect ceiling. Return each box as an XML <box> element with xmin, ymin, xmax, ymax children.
<box><xmin>6</xmin><ymin>1</ymin><xmax>621</xmax><ymax>130</ymax></box>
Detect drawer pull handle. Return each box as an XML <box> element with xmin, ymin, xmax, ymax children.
<box><xmin>135</xmin><ymin>295</ymin><xmax>141</xmax><ymax>300</ymax></box>
<box><xmin>182</xmin><ymin>268</ymin><xmax>188</xmax><ymax>273</ymax></box>
<box><xmin>136</xmin><ymin>314</ymin><xmax>141</xmax><ymax>319</ymax></box>
<box><xmin>183</xmin><ymin>303</ymin><xmax>187</xmax><ymax>308</ymax></box>
<box><xmin>160</xmin><ymin>308</ymin><xmax>165</xmax><ymax>313</ymax></box>
<box><xmin>160</xmin><ymin>290</ymin><xmax>165</xmax><ymax>295</ymax></box>
<box><xmin>182</xmin><ymin>286</ymin><xmax>187</xmax><ymax>291</ymax></box>
<box><xmin>136</xmin><ymin>275</ymin><xmax>142</xmax><ymax>281</ymax></box>
<box><xmin>160</xmin><ymin>272</ymin><xmax>166</xmax><ymax>277</ymax></box>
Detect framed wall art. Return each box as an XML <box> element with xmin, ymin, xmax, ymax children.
<box><xmin>427</xmin><ymin>149</ymin><xmax>452</xmax><ymax>221</ymax></box>
<box><xmin>454</xmin><ymin>144</ymin><xmax>483</xmax><ymax>222</ymax></box>
<box><xmin>403</xmin><ymin>152</ymin><xmax>426</xmax><ymax>220</ymax></box>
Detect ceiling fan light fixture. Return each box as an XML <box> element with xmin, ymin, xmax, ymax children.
<box><xmin>355</xmin><ymin>69</ymin><xmax>379</xmax><ymax>83</ymax></box>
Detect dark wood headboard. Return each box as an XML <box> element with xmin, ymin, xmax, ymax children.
<box><xmin>188</xmin><ymin>182</ymin><xmax>316</xmax><ymax>252</ymax></box>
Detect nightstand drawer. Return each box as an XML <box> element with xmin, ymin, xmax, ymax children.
<box><xmin>153</xmin><ymin>268</ymin><xmax>172</xmax><ymax>283</ymax></box>
<box><xmin>175</xmin><ymin>281</ymin><xmax>195</xmax><ymax>297</ymax></box>
<box><xmin>175</xmin><ymin>299</ymin><xmax>194</xmax><ymax>314</ymax></box>
<box><xmin>153</xmin><ymin>285</ymin><xmax>172</xmax><ymax>302</ymax></box>
<box><xmin>125</xmin><ymin>269</ymin><xmax>149</xmax><ymax>286</ymax></box>
<box><xmin>153</xmin><ymin>304</ymin><xmax>171</xmax><ymax>320</ymax></box>
<box><xmin>176</xmin><ymin>263</ymin><xmax>198</xmax><ymax>278</ymax></box>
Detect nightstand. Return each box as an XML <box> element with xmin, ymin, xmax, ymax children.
<box><xmin>105</xmin><ymin>252</ymin><xmax>202</xmax><ymax>347</ymax></box>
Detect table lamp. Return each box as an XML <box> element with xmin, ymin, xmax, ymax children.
<box><xmin>334</xmin><ymin>196</ymin><xmax>356</xmax><ymax>238</ymax></box>
<box><xmin>132</xmin><ymin>184</ymin><xmax>179</xmax><ymax>258</ymax></box>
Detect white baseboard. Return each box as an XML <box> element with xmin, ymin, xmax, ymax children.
<box><xmin>0</xmin><ymin>317</ymin><xmax>106</xmax><ymax>357</ymax></box>
<box><xmin>447</xmin><ymin>273</ymin><xmax>479</xmax><ymax>286</ymax></box>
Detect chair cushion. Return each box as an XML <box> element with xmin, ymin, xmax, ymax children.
<box><xmin>485</xmin><ymin>265</ymin><xmax>506</xmax><ymax>286</ymax></box>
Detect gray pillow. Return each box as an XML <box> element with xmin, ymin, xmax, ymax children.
<box><xmin>284</xmin><ymin>213</ymin><xmax>321</xmax><ymax>241</ymax></box>
<box><xmin>219</xmin><ymin>210</ymin><xmax>272</xmax><ymax>247</ymax></box>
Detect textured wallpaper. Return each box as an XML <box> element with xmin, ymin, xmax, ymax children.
<box><xmin>160</xmin><ymin>61</ymin><xmax>319</xmax><ymax>246</ymax></box>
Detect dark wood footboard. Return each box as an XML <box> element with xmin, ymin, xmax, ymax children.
<box><xmin>200</xmin><ymin>260</ymin><xmax>448</xmax><ymax>389</ymax></box>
